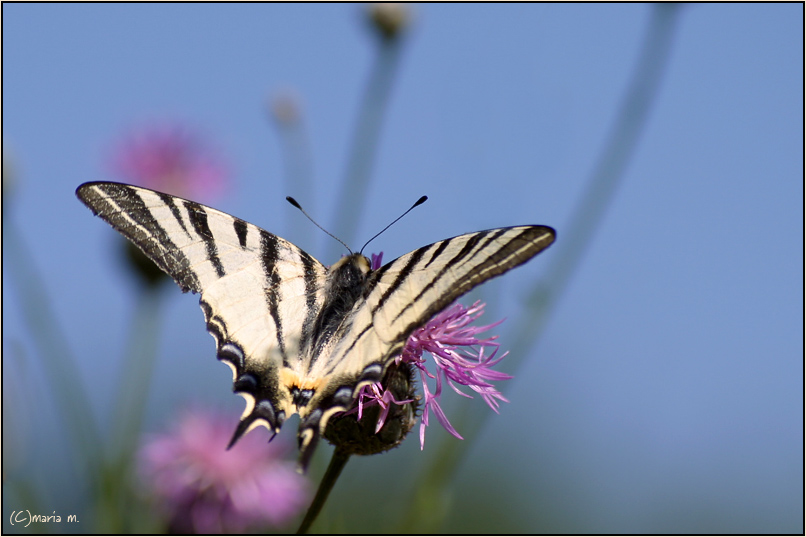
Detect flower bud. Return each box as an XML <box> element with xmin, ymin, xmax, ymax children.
<box><xmin>366</xmin><ymin>3</ymin><xmax>411</xmax><ymax>41</ymax></box>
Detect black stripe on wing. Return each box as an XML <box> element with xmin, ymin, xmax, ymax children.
<box><xmin>259</xmin><ymin>232</ymin><xmax>289</xmax><ymax>364</ymax></box>
<box><xmin>157</xmin><ymin>191</ymin><xmax>192</xmax><ymax>236</ymax></box>
<box><xmin>76</xmin><ymin>182</ymin><xmax>202</xmax><ymax>292</ymax></box>
<box><xmin>370</xmin><ymin>247</ymin><xmax>428</xmax><ymax>316</ymax></box>
<box><xmin>184</xmin><ymin>200</ymin><xmax>226</xmax><ymax>278</ymax></box>
<box><xmin>299</xmin><ymin>253</ymin><xmax>322</xmax><ymax>355</ymax></box>
<box><xmin>233</xmin><ymin>218</ymin><xmax>249</xmax><ymax>248</ymax></box>
<box><xmin>389</xmin><ymin>228</ymin><xmax>509</xmax><ymax>325</ymax></box>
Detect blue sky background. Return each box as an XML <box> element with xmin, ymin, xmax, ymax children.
<box><xmin>3</xmin><ymin>3</ymin><xmax>803</xmax><ymax>533</ymax></box>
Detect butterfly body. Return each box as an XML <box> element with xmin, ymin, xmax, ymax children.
<box><xmin>76</xmin><ymin>181</ymin><xmax>555</xmax><ymax>469</ymax></box>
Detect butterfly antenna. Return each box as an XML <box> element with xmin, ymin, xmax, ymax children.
<box><xmin>359</xmin><ymin>195</ymin><xmax>428</xmax><ymax>255</ymax></box>
<box><xmin>286</xmin><ymin>196</ymin><xmax>352</xmax><ymax>254</ymax></box>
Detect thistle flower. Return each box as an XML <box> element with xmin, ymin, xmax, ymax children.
<box><xmin>108</xmin><ymin>124</ymin><xmax>228</xmax><ymax>285</ymax></box>
<box><xmin>138</xmin><ymin>409</ymin><xmax>309</xmax><ymax>534</ymax></box>
<box><xmin>403</xmin><ymin>300</ymin><xmax>511</xmax><ymax>448</ymax></box>
<box><xmin>337</xmin><ymin>252</ymin><xmax>512</xmax><ymax>451</ymax></box>
<box><xmin>109</xmin><ymin>124</ymin><xmax>227</xmax><ymax>201</ymax></box>
<box><xmin>324</xmin><ymin>360</ymin><xmax>419</xmax><ymax>456</ymax></box>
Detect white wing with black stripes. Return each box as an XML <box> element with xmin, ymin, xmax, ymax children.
<box><xmin>76</xmin><ymin>182</ymin><xmax>330</xmax><ymax>447</ymax></box>
<box><xmin>76</xmin><ymin>181</ymin><xmax>555</xmax><ymax>470</ymax></box>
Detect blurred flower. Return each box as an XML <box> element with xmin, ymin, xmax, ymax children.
<box><xmin>108</xmin><ymin>124</ymin><xmax>228</xmax><ymax>286</ymax></box>
<box><xmin>366</xmin><ymin>3</ymin><xmax>412</xmax><ymax>41</ymax></box>
<box><xmin>346</xmin><ymin>252</ymin><xmax>512</xmax><ymax>450</ymax></box>
<box><xmin>138</xmin><ymin>409</ymin><xmax>309</xmax><ymax>534</ymax></box>
<box><xmin>109</xmin><ymin>124</ymin><xmax>227</xmax><ymax>201</ymax></box>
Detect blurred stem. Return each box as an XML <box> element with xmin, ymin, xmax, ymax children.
<box><xmin>511</xmin><ymin>3</ymin><xmax>681</xmax><ymax>363</ymax></box>
<box><xmin>109</xmin><ymin>285</ymin><xmax>163</xmax><ymax>464</ymax></box>
<box><xmin>296</xmin><ymin>449</ymin><xmax>351</xmax><ymax>534</ymax></box>
<box><xmin>91</xmin><ymin>283</ymin><xmax>164</xmax><ymax>531</ymax></box>
<box><xmin>6</xmin><ymin>477</ymin><xmax>46</xmax><ymax>526</ymax></box>
<box><xmin>274</xmin><ymin>99</ymin><xmax>316</xmax><ymax>250</ymax></box>
<box><xmin>403</xmin><ymin>4</ymin><xmax>682</xmax><ymax>531</ymax></box>
<box><xmin>397</xmin><ymin>436</ymin><xmax>456</xmax><ymax>533</ymax></box>
<box><xmin>328</xmin><ymin>38</ymin><xmax>404</xmax><ymax>260</ymax></box>
<box><xmin>3</xmin><ymin>213</ymin><xmax>104</xmax><ymax>491</ymax></box>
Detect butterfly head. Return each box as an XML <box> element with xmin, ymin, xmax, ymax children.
<box><xmin>329</xmin><ymin>253</ymin><xmax>372</xmax><ymax>277</ymax></box>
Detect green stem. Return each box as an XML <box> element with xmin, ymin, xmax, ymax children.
<box><xmin>404</xmin><ymin>4</ymin><xmax>682</xmax><ymax>531</ymax></box>
<box><xmin>91</xmin><ymin>284</ymin><xmax>163</xmax><ymax>532</ymax></box>
<box><xmin>296</xmin><ymin>449</ymin><xmax>351</xmax><ymax>534</ymax></box>
<box><xmin>109</xmin><ymin>286</ymin><xmax>162</xmax><ymax>465</ymax></box>
<box><xmin>512</xmin><ymin>4</ymin><xmax>683</xmax><ymax>361</ymax></box>
<box><xmin>274</xmin><ymin>99</ymin><xmax>317</xmax><ymax>250</ymax></box>
<box><xmin>328</xmin><ymin>38</ymin><xmax>404</xmax><ymax>259</ymax></box>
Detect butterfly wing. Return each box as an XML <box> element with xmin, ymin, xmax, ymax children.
<box><xmin>76</xmin><ymin>182</ymin><xmax>328</xmax><ymax>438</ymax></box>
<box><xmin>367</xmin><ymin>225</ymin><xmax>555</xmax><ymax>343</ymax></box>
<box><xmin>295</xmin><ymin>225</ymin><xmax>555</xmax><ymax>467</ymax></box>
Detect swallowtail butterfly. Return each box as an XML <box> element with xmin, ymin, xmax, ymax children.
<box><xmin>76</xmin><ymin>182</ymin><xmax>555</xmax><ymax>470</ymax></box>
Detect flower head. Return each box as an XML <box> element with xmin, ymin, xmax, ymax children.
<box><xmin>403</xmin><ymin>300</ymin><xmax>511</xmax><ymax>448</ymax></box>
<box><xmin>324</xmin><ymin>360</ymin><xmax>419</xmax><ymax>456</ymax></box>
<box><xmin>138</xmin><ymin>408</ymin><xmax>309</xmax><ymax>534</ymax></box>
<box><xmin>337</xmin><ymin>252</ymin><xmax>512</xmax><ymax>451</ymax></box>
<box><xmin>109</xmin><ymin>124</ymin><xmax>227</xmax><ymax>201</ymax></box>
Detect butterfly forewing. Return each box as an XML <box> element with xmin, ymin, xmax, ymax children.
<box><xmin>366</xmin><ymin>226</ymin><xmax>555</xmax><ymax>344</ymax></box>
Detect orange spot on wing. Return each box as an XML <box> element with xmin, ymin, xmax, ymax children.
<box><xmin>279</xmin><ymin>368</ymin><xmax>326</xmax><ymax>392</ymax></box>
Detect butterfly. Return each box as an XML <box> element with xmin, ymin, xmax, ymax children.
<box><xmin>76</xmin><ymin>181</ymin><xmax>555</xmax><ymax>470</ymax></box>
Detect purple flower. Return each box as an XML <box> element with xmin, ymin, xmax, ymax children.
<box><xmin>138</xmin><ymin>409</ymin><xmax>309</xmax><ymax>534</ymax></box>
<box><xmin>404</xmin><ymin>300</ymin><xmax>511</xmax><ymax>448</ymax></box>
<box><xmin>108</xmin><ymin>124</ymin><xmax>228</xmax><ymax>285</ymax></box>
<box><xmin>358</xmin><ymin>252</ymin><xmax>512</xmax><ymax>449</ymax></box>
<box><xmin>355</xmin><ymin>376</ymin><xmax>416</xmax><ymax>433</ymax></box>
<box><xmin>109</xmin><ymin>124</ymin><xmax>227</xmax><ymax>200</ymax></box>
